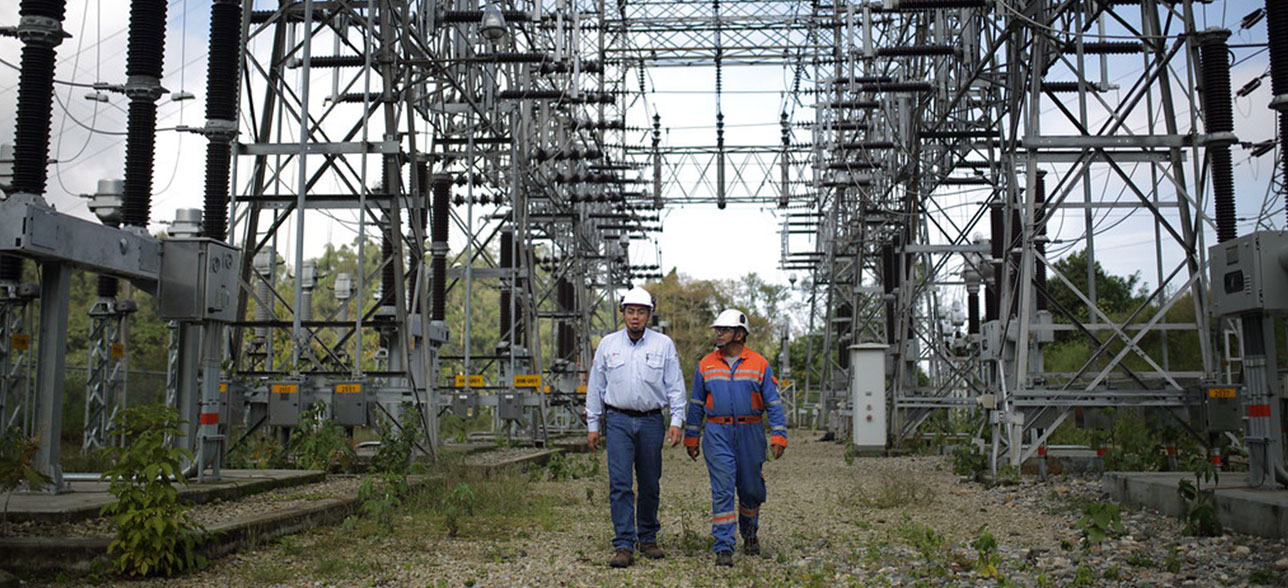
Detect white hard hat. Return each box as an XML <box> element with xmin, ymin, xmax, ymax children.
<box><xmin>620</xmin><ymin>286</ymin><xmax>654</xmax><ymax>310</ymax></box>
<box><xmin>711</xmin><ymin>309</ymin><xmax>749</xmax><ymax>333</ymax></box>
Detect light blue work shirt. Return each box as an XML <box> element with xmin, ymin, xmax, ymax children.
<box><xmin>585</xmin><ymin>327</ymin><xmax>687</xmax><ymax>433</ymax></box>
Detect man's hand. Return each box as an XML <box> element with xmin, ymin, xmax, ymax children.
<box><xmin>587</xmin><ymin>431</ymin><xmax>601</xmax><ymax>451</ymax></box>
<box><xmin>771</xmin><ymin>444</ymin><xmax>785</xmax><ymax>460</ymax></box>
<box><xmin>665</xmin><ymin>425</ymin><xmax>682</xmax><ymax>447</ymax></box>
<box><xmin>687</xmin><ymin>445</ymin><xmax>700</xmax><ymax>461</ymax></box>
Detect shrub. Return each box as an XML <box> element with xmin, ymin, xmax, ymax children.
<box><xmin>1177</xmin><ymin>457</ymin><xmax>1221</xmax><ymax>536</ymax></box>
<box><xmin>288</xmin><ymin>401</ymin><xmax>355</xmax><ymax>472</ymax></box>
<box><xmin>1077</xmin><ymin>502</ymin><xmax>1125</xmax><ymax>545</ymax></box>
<box><xmin>1</xmin><ymin>425</ymin><xmax>51</xmax><ymax>522</ymax></box>
<box><xmin>100</xmin><ymin>404</ymin><xmax>206</xmax><ymax>577</ymax></box>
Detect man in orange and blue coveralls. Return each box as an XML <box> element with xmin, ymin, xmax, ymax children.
<box><xmin>685</xmin><ymin>309</ymin><xmax>787</xmax><ymax>566</ymax></box>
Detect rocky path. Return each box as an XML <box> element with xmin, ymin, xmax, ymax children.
<box><xmin>56</xmin><ymin>431</ymin><xmax>1288</xmax><ymax>586</ymax></box>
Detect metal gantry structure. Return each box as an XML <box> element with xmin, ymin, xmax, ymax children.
<box><xmin>1</xmin><ymin>0</ymin><xmax>1285</xmax><ymax>489</ymax></box>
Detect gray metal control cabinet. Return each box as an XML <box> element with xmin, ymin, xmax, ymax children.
<box><xmin>332</xmin><ymin>382</ymin><xmax>368</xmax><ymax>426</ymax></box>
<box><xmin>158</xmin><ymin>239</ymin><xmax>240</xmax><ymax>322</ymax></box>
<box><xmin>498</xmin><ymin>392</ymin><xmax>523</xmax><ymax>421</ymax></box>
<box><xmin>450</xmin><ymin>393</ymin><xmax>479</xmax><ymax>418</ymax></box>
<box><xmin>1208</xmin><ymin>231</ymin><xmax>1288</xmax><ymax>316</ymax></box>
<box><xmin>1201</xmin><ymin>385</ymin><xmax>1242</xmax><ymax>433</ymax></box>
<box><xmin>267</xmin><ymin>381</ymin><xmax>312</xmax><ymax>426</ymax></box>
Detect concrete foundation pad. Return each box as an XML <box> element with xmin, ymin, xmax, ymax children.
<box><xmin>4</xmin><ymin>469</ymin><xmax>325</xmax><ymax>524</ymax></box>
<box><xmin>0</xmin><ymin>495</ymin><xmax>360</xmax><ymax>573</ymax></box>
<box><xmin>1103</xmin><ymin>471</ymin><xmax>1288</xmax><ymax>539</ymax></box>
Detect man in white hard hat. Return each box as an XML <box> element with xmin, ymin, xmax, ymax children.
<box><xmin>585</xmin><ymin>286</ymin><xmax>687</xmax><ymax>568</ymax></box>
<box><xmin>684</xmin><ymin>308</ymin><xmax>787</xmax><ymax>566</ymax></box>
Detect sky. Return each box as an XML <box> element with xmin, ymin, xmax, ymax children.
<box><xmin>0</xmin><ymin>0</ymin><xmax>1280</xmax><ymax>300</ymax></box>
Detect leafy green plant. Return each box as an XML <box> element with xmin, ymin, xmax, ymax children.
<box><xmin>951</xmin><ymin>443</ymin><xmax>986</xmax><ymax>477</ymax></box>
<box><xmin>1</xmin><ymin>425</ymin><xmax>51</xmax><ymax>522</ymax></box>
<box><xmin>1249</xmin><ymin>568</ymin><xmax>1284</xmax><ymax>585</ymax></box>
<box><xmin>1125</xmin><ymin>550</ymin><xmax>1155</xmax><ymax>568</ymax></box>
<box><xmin>1077</xmin><ymin>502</ymin><xmax>1125</xmax><ymax>545</ymax></box>
<box><xmin>356</xmin><ymin>475</ymin><xmax>402</xmax><ymax>535</ymax></box>
<box><xmin>225</xmin><ymin>433</ymin><xmax>287</xmax><ymax>470</ymax></box>
<box><xmin>288</xmin><ymin>401</ymin><xmax>355</xmax><ymax>472</ymax></box>
<box><xmin>443</xmin><ymin>482</ymin><xmax>477</xmax><ymax>537</ymax></box>
<box><xmin>969</xmin><ymin>525</ymin><xmax>999</xmax><ymax>578</ymax></box>
<box><xmin>1072</xmin><ymin>565</ymin><xmax>1096</xmax><ymax>586</ymax></box>
<box><xmin>99</xmin><ymin>404</ymin><xmax>206</xmax><ymax>577</ymax></box>
<box><xmin>371</xmin><ymin>404</ymin><xmax>423</xmax><ymax>476</ymax></box>
<box><xmin>1164</xmin><ymin>548</ymin><xmax>1182</xmax><ymax>573</ymax></box>
<box><xmin>1177</xmin><ymin>457</ymin><xmax>1221</xmax><ymax>536</ymax></box>
<box><xmin>537</xmin><ymin>452</ymin><xmax>600</xmax><ymax>482</ymax></box>
<box><xmin>894</xmin><ymin>520</ymin><xmax>943</xmax><ymax>561</ymax></box>
<box><xmin>996</xmin><ymin>463</ymin><xmax>1021</xmax><ymax>485</ymax></box>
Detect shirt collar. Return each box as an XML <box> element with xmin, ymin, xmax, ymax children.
<box><xmin>625</xmin><ymin>327</ymin><xmax>648</xmax><ymax>345</ymax></box>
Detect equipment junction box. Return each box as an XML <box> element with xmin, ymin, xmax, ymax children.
<box><xmin>1208</xmin><ymin>231</ymin><xmax>1288</xmax><ymax>317</ymax></box>
<box><xmin>1201</xmin><ymin>385</ymin><xmax>1242</xmax><ymax>433</ymax></box>
<box><xmin>158</xmin><ymin>239</ymin><xmax>240</xmax><ymax>322</ymax></box>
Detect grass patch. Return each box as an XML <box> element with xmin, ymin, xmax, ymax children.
<box><xmin>858</xmin><ymin>472</ymin><xmax>938</xmax><ymax>508</ymax></box>
<box><xmin>240</xmin><ymin>561</ymin><xmax>293</xmax><ymax>585</ymax></box>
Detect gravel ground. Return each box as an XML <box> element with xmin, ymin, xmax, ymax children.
<box><xmin>24</xmin><ymin>431</ymin><xmax>1288</xmax><ymax>586</ymax></box>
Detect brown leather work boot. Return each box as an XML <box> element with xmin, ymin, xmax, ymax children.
<box><xmin>639</xmin><ymin>543</ymin><xmax>665</xmax><ymax>559</ymax></box>
<box><xmin>608</xmin><ymin>548</ymin><xmax>634</xmax><ymax>568</ymax></box>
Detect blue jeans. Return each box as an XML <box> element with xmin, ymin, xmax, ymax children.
<box><xmin>605</xmin><ymin>408</ymin><xmax>666</xmax><ymax>551</ymax></box>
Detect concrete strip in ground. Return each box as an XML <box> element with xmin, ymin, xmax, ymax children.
<box><xmin>0</xmin><ymin>496</ymin><xmax>360</xmax><ymax>573</ymax></box>
<box><xmin>1103</xmin><ymin>471</ymin><xmax>1288</xmax><ymax>539</ymax></box>
<box><xmin>4</xmin><ymin>470</ymin><xmax>325</xmax><ymax>524</ymax></box>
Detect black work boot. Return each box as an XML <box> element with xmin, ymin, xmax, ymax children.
<box><xmin>715</xmin><ymin>550</ymin><xmax>733</xmax><ymax>567</ymax></box>
<box><xmin>744</xmin><ymin>536</ymin><xmax>761</xmax><ymax>556</ymax></box>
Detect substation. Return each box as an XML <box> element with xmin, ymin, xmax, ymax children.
<box><xmin>2</xmin><ymin>0</ymin><xmax>1288</xmax><ymax>542</ymax></box>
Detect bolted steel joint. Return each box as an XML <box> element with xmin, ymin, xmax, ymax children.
<box><xmin>17</xmin><ymin>15</ymin><xmax>65</xmax><ymax>47</ymax></box>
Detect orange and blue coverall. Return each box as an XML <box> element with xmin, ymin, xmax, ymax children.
<box><xmin>684</xmin><ymin>347</ymin><xmax>787</xmax><ymax>553</ymax></box>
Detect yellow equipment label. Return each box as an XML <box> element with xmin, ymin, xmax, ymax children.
<box><xmin>1208</xmin><ymin>388</ymin><xmax>1236</xmax><ymax>399</ymax></box>
<box><xmin>219</xmin><ymin>383</ymin><xmax>227</xmax><ymax>394</ymax></box>
<box><xmin>455</xmin><ymin>375</ymin><xmax>484</xmax><ymax>387</ymax></box>
<box><xmin>271</xmin><ymin>384</ymin><xmax>298</xmax><ymax>395</ymax></box>
<box><xmin>110</xmin><ymin>343</ymin><xmax>125</xmax><ymax>359</ymax></box>
<box><xmin>513</xmin><ymin>375</ymin><xmax>541</xmax><ymax>388</ymax></box>
<box><xmin>575</xmin><ymin>385</ymin><xmax>587</xmax><ymax>394</ymax></box>
<box><xmin>10</xmin><ymin>334</ymin><xmax>29</xmax><ymax>351</ymax></box>
<box><xmin>335</xmin><ymin>384</ymin><xmax>362</xmax><ymax>394</ymax></box>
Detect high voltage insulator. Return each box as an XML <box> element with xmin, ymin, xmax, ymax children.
<box><xmin>877</xmin><ymin>0</ymin><xmax>990</xmax><ymax>10</ymax></box>
<box><xmin>876</xmin><ymin>46</ymin><xmax>960</xmax><ymax>57</ymax></box>
<box><xmin>1199</xmin><ymin>29</ymin><xmax>1238</xmax><ymax>244</ymax></box>
<box><xmin>307</xmin><ymin>56</ymin><xmax>367</xmax><ymax>68</ymax></box>
<box><xmin>823</xmin><ymin>100</ymin><xmax>880</xmax><ymax>109</ymax></box>
<box><xmin>201</xmin><ymin>0</ymin><xmax>241</xmax><ymax>242</ymax></box>
<box><xmin>827</xmin><ymin>161</ymin><xmax>882</xmax><ymax>170</ymax></box>
<box><xmin>1041</xmin><ymin>81</ymin><xmax>1101</xmax><ymax>93</ymax></box>
<box><xmin>841</xmin><ymin>141</ymin><xmax>895</xmax><ymax>149</ymax></box>
<box><xmin>1062</xmin><ymin>41</ymin><xmax>1143</xmax><ymax>55</ymax></box>
<box><xmin>439</xmin><ymin>10</ymin><xmax>530</xmax><ymax>23</ymax></box>
<box><xmin>121</xmin><ymin>0</ymin><xmax>167</xmax><ymax>229</ymax></box>
<box><xmin>334</xmin><ymin>92</ymin><xmax>381</xmax><ymax>103</ymax></box>
<box><xmin>498</xmin><ymin>90</ymin><xmax>615</xmax><ymax>103</ymax></box>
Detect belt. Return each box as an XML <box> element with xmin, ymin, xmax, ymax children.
<box><xmin>606</xmin><ymin>404</ymin><xmax>663</xmax><ymax>418</ymax></box>
<box><xmin>706</xmin><ymin>415</ymin><xmax>762</xmax><ymax>425</ymax></box>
